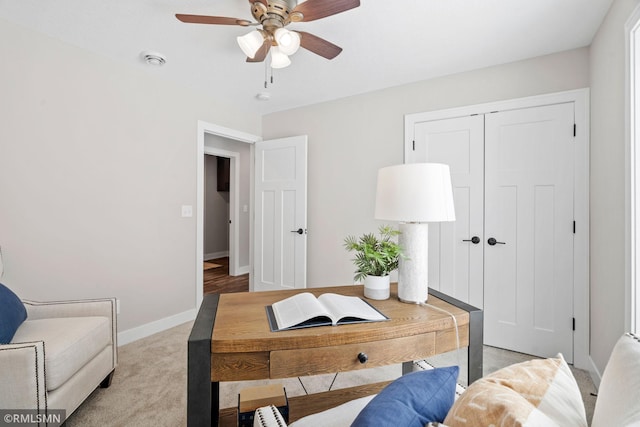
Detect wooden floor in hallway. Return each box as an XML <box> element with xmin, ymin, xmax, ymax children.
<box><xmin>203</xmin><ymin>257</ymin><xmax>249</xmax><ymax>295</ymax></box>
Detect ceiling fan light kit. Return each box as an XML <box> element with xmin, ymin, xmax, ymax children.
<box><xmin>274</xmin><ymin>28</ymin><xmax>300</xmax><ymax>55</ymax></box>
<box><xmin>237</xmin><ymin>30</ymin><xmax>266</xmax><ymax>59</ymax></box>
<box><xmin>176</xmin><ymin>0</ymin><xmax>360</xmax><ymax>69</ymax></box>
<box><xmin>270</xmin><ymin>46</ymin><xmax>291</xmax><ymax>69</ymax></box>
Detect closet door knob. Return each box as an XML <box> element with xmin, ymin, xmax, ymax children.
<box><xmin>487</xmin><ymin>237</ymin><xmax>506</xmax><ymax>246</ymax></box>
<box><xmin>290</xmin><ymin>228</ymin><xmax>304</xmax><ymax>235</ymax></box>
<box><xmin>463</xmin><ymin>236</ymin><xmax>481</xmax><ymax>244</ymax></box>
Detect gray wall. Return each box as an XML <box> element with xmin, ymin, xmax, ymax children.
<box><xmin>204</xmin><ymin>134</ymin><xmax>252</xmax><ymax>269</ymax></box>
<box><xmin>0</xmin><ymin>17</ymin><xmax>260</xmax><ymax>332</ymax></box>
<box><xmin>204</xmin><ymin>155</ymin><xmax>230</xmax><ymax>257</ymax></box>
<box><xmin>589</xmin><ymin>0</ymin><xmax>640</xmax><ymax>375</ymax></box>
<box><xmin>263</xmin><ymin>47</ymin><xmax>589</xmax><ymax>289</ymax></box>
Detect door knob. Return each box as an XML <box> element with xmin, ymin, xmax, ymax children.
<box><xmin>463</xmin><ymin>236</ymin><xmax>481</xmax><ymax>244</ymax></box>
<box><xmin>487</xmin><ymin>237</ymin><xmax>506</xmax><ymax>246</ymax></box>
<box><xmin>290</xmin><ymin>228</ymin><xmax>304</xmax><ymax>235</ymax></box>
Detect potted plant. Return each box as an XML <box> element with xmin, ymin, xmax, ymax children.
<box><xmin>343</xmin><ymin>225</ymin><xmax>403</xmax><ymax>300</ymax></box>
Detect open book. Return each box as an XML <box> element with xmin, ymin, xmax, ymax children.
<box><xmin>266</xmin><ymin>292</ymin><xmax>388</xmax><ymax>332</ymax></box>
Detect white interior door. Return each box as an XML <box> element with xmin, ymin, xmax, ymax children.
<box><xmin>408</xmin><ymin>115</ymin><xmax>485</xmax><ymax>308</ymax></box>
<box><xmin>254</xmin><ymin>135</ymin><xmax>308</xmax><ymax>291</ymax></box>
<box><xmin>484</xmin><ymin>103</ymin><xmax>575</xmax><ymax>362</ymax></box>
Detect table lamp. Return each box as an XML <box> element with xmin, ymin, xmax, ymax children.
<box><xmin>374</xmin><ymin>163</ymin><xmax>456</xmax><ymax>303</ymax></box>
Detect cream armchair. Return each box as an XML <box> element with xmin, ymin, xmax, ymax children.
<box><xmin>0</xmin><ymin>297</ymin><xmax>117</xmax><ymax>421</ymax></box>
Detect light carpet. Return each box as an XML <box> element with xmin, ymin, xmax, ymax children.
<box><xmin>65</xmin><ymin>321</ymin><xmax>597</xmax><ymax>426</ymax></box>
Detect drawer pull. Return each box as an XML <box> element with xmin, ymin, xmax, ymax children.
<box><xmin>357</xmin><ymin>352</ymin><xmax>368</xmax><ymax>364</ymax></box>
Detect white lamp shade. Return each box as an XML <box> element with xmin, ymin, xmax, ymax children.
<box><xmin>237</xmin><ymin>30</ymin><xmax>265</xmax><ymax>58</ymax></box>
<box><xmin>270</xmin><ymin>46</ymin><xmax>291</xmax><ymax>69</ymax></box>
<box><xmin>274</xmin><ymin>28</ymin><xmax>301</xmax><ymax>55</ymax></box>
<box><xmin>374</xmin><ymin>163</ymin><xmax>456</xmax><ymax>222</ymax></box>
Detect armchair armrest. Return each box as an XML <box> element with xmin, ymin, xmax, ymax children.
<box><xmin>22</xmin><ymin>298</ymin><xmax>118</xmax><ymax>367</ymax></box>
<box><xmin>0</xmin><ymin>341</ymin><xmax>47</xmax><ymax>411</ymax></box>
<box><xmin>22</xmin><ymin>298</ymin><xmax>116</xmax><ymax>321</ymax></box>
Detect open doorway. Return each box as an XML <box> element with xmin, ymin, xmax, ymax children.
<box><xmin>196</xmin><ymin>121</ymin><xmax>261</xmax><ymax>309</ymax></box>
<box><xmin>203</xmin><ymin>152</ymin><xmax>249</xmax><ymax>294</ymax></box>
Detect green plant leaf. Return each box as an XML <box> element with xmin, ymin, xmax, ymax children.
<box><xmin>343</xmin><ymin>225</ymin><xmax>404</xmax><ymax>281</ymax></box>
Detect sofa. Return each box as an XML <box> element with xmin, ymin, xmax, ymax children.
<box><xmin>254</xmin><ymin>333</ymin><xmax>640</xmax><ymax>427</ymax></box>
<box><xmin>0</xmin><ymin>283</ymin><xmax>117</xmax><ymax>422</ymax></box>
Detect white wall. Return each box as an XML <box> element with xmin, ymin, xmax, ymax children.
<box><xmin>0</xmin><ymin>18</ymin><xmax>260</xmax><ymax>333</ymax></box>
<box><xmin>589</xmin><ymin>0</ymin><xmax>640</xmax><ymax>376</ymax></box>
<box><xmin>262</xmin><ymin>47</ymin><xmax>590</xmax><ymax>288</ymax></box>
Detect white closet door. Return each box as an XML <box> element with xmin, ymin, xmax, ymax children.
<box><xmin>484</xmin><ymin>103</ymin><xmax>575</xmax><ymax>362</ymax></box>
<box><xmin>409</xmin><ymin>115</ymin><xmax>485</xmax><ymax>308</ymax></box>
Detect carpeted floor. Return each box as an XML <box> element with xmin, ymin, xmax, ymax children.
<box><xmin>66</xmin><ymin>321</ymin><xmax>598</xmax><ymax>426</ymax></box>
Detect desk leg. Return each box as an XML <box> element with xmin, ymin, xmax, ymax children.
<box><xmin>212</xmin><ymin>381</ymin><xmax>219</xmax><ymax>426</ymax></box>
<box><xmin>188</xmin><ymin>294</ymin><xmax>220</xmax><ymax>427</ymax></box>
<box><xmin>467</xmin><ymin>308</ymin><xmax>483</xmax><ymax>384</ymax></box>
<box><xmin>428</xmin><ymin>289</ymin><xmax>484</xmax><ymax>385</ymax></box>
<box><xmin>402</xmin><ymin>361</ymin><xmax>413</xmax><ymax>375</ymax></box>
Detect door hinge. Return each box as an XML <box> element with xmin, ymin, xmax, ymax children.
<box><xmin>413</xmin><ymin>140</ymin><xmax>416</xmax><ymax>151</ymax></box>
<box><xmin>572</xmin><ymin>317</ymin><xmax>576</xmax><ymax>331</ymax></box>
<box><xmin>573</xmin><ymin>221</ymin><xmax>576</xmax><ymax>234</ymax></box>
<box><xmin>573</xmin><ymin>124</ymin><xmax>576</xmax><ymax>137</ymax></box>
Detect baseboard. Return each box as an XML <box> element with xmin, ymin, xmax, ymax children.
<box><xmin>204</xmin><ymin>251</ymin><xmax>229</xmax><ymax>261</ymax></box>
<box><xmin>236</xmin><ymin>265</ymin><xmax>250</xmax><ymax>275</ymax></box>
<box><xmin>117</xmin><ymin>308</ymin><xmax>197</xmax><ymax>346</ymax></box>
<box><xmin>588</xmin><ymin>355</ymin><xmax>603</xmax><ymax>389</ymax></box>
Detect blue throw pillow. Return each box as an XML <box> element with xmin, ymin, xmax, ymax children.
<box><xmin>351</xmin><ymin>366</ymin><xmax>459</xmax><ymax>427</ymax></box>
<box><xmin>0</xmin><ymin>283</ymin><xmax>27</xmax><ymax>344</ymax></box>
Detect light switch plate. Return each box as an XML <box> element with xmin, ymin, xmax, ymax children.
<box><xmin>181</xmin><ymin>205</ymin><xmax>193</xmax><ymax>217</ymax></box>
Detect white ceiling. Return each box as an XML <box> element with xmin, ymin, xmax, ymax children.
<box><xmin>0</xmin><ymin>0</ymin><xmax>613</xmax><ymax>115</ymax></box>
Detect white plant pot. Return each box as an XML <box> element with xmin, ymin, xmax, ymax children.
<box><xmin>364</xmin><ymin>275</ymin><xmax>390</xmax><ymax>300</ymax></box>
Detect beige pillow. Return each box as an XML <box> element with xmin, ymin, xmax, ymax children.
<box><xmin>444</xmin><ymin>354</ymin><xmax>587</xmax><ymax>427</ymax></box>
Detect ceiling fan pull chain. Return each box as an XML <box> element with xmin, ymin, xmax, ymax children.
<box><xmin>264</xmin><ymin>60</ymin><xmax>268</xmax><ymax>88</ymax></box>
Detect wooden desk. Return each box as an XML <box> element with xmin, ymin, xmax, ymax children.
<box><xmin>187</xmin><ymin>284</ymin><xmax>483</xmax><ymax>427</ymax></box>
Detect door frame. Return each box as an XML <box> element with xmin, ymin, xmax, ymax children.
<box><xmin>404</xmin><ymin>88</ymin><xmax>590</xmax><ymax>370</ymax></box>
<box><xmin>196</xmin><ymin>121</ymin><xmax>261</xmax><ymax>309</ymax></box>
<box><xmin>625</xmin><ymin>3</ymin><xmax>640</xmax><ymax>337</ymax></box>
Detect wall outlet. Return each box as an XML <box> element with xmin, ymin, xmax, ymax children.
<box><xmin>116</xmin><ymin>299</ymin><xmax>121</xmax><ymax>315</ymax></box>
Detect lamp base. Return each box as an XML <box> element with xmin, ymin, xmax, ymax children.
<box><xmin>397</xmin><ymin>222</ymin><xmax>429</xmax><ymax>304</ymax></box>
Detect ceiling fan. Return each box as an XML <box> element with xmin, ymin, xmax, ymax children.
<box><xmin>176</xmin><ymin>0</ymin><xmax>360</xmax><ymax>68</ymax></box>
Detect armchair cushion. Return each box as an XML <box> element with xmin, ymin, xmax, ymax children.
<box><xmin>0</xmin><ymin>283</ymin><xmax>27</xmax><ymax>344</ymax></box>
<box><xmin>11</xmin><ymin>316</ymin><xmax>111</xmax><ymax>391</ymax></box>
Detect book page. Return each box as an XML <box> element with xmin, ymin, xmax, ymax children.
<box><xmin>317</xmin><ymin>293</ymin><xmax>387</xmax><ymax>324</ymax></box>
<box><xmin>271</xmin><ymin>292</ymin><xmax>333</xmax><ymax>330</ymax></box>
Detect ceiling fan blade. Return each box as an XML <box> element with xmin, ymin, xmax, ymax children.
<box><xmin>175</xmin><ymin>14</ymin><xmax>252</xmax><ymax>26</ymax></box>
<box><xmin>292</xmin><ymin>0</ymin><xmax>360</xmax><ymax>22</ymax></box>
<box><xmin>246</xmin><ymin>39</ymin><xmax>271</xmax><ymax>63</ymax></box>
<box><xmin>298</xmin><ymin>31</ymin><xmax>342</xmax><ymax>60</ymax></box>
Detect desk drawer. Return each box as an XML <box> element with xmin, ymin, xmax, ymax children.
<box><xmin>270</xmin><ymin>333</ymin><xmax>436</xmax><ymax>378</ymax></box>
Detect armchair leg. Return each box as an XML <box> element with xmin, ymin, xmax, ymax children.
<box><xmin>100</xmin><ymin>370</ymin><xmax>115</xmax><ymax>388</ymax></box>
